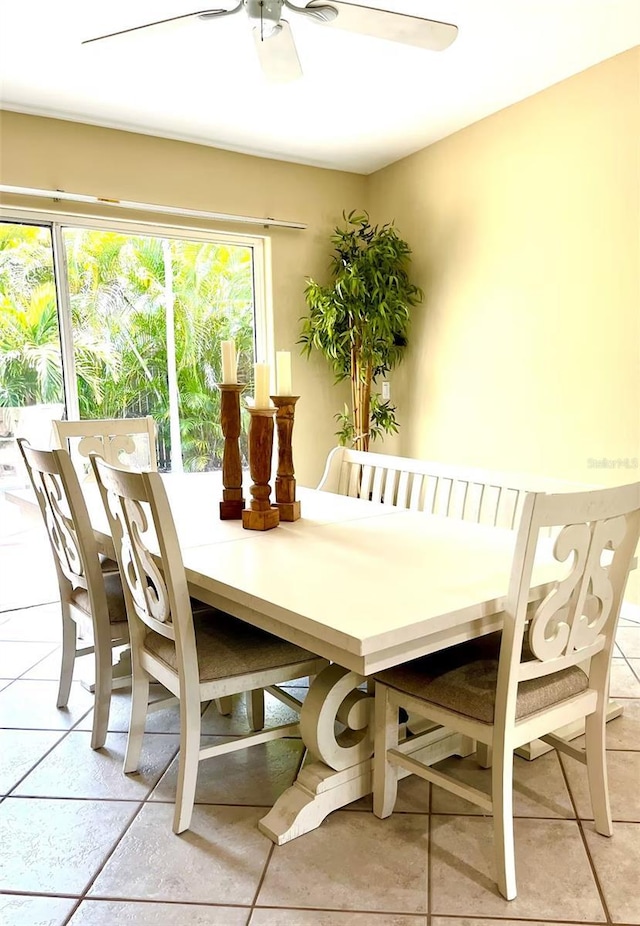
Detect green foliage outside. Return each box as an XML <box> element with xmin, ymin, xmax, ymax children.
<box><xmin>300</xmin><ymin>211</ymin><xmax>422</xmax><ymax>450</ymax></box>
<box><xmin>0</xmin><ymin>223</ymin><xmax>255</xmax><ymax>470</ymax></box>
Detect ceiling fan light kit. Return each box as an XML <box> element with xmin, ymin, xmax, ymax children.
<box><xmin>246</xmin><ymin>0</ymin><xmax>284</xmax><ymax>39</ymax></box>
<box><xmin>83</xmin><ymin>1</ymin><xmax>457</xmax><ymax>82</ymax></box>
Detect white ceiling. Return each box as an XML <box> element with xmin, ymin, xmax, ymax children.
<box><xmin>0</xmin><ymin>0</ymin><xmax>638</xmax><ymax>174</ymax></box>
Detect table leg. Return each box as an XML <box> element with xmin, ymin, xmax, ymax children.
<box><xmin>258</xmin><ymin>664</ymin><xmax>474</xmax><ymax>845</ymax></box>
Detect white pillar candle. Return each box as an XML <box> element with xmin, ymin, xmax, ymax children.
<box><xmin>253</xmin><ymin>362</ymin><xmax>271</xmax><ymax>407</ymax></box>
<box><xmin>276</xmin><ymin>351</ymin><xmax>292</xmax><ymax>396</ymax></box>
<box><xmin>221</xmin><ymin>340</ymin><xmax>237</xmax><ymax>384</ymax></box>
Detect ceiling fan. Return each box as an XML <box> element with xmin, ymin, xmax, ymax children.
<box><xmin>82</xmin><ymin>1</ymin><xmax>458</xmax><ymax>83</ymax></box>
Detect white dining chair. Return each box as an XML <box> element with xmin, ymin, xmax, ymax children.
<box><xmin>91</xmin><ymin>454</ymin><xmax>329</xmax><ymax>834</ymax></box>
<box><xmin>54</xmin><ymin>415</ymin><xmax>246</xmax><ymax>719</ymax></box>
<box><xmin>373</xmin><ymin>482</ymin><xmax>640</xmax><ymax>901</ymax></box>
<box><xmin>53</xmin><ymin>416</ymin><xmax>158</xmax><ymax>475</ymax></box>
<box><xmin>18</xmin><ymin>439</ymin><xmax>130</xmax><ymax>749</ymax></box>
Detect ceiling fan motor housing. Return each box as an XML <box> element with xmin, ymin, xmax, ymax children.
<box><xmin>246</xmin><ymin>0</ymin><xmax>284</xmax><ymax>38</ymax></box>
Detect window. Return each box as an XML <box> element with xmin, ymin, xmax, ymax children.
<box><xmin>0</xmin><ymin>217</ymin><xmax>266</xmax><ymax>478</ymax></box>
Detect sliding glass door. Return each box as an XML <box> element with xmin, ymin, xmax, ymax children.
<box><xmin>0</xmin><ymin>218</ymin><xmax>261</xmax><ymax>476</ymax></box>
<box><xmin>0</xmin><ymin>222</ymin><xmax>65</xmax><ymax>489</ymax></box>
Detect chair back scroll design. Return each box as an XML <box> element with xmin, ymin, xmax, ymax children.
<box><xmin>18</xmin><ymin>440</ymin><xmax>98</xmax><ymax>595</ymax></box>
<box><xmin>496</xmin><ymin>484</ymin><xmax>640</xmax><ymax>728</ymax></box>
<box><xmin>53</xmin><ymin>417</ymin><xmax>158</xmax><ymax>474</ymax></box>
<box><xmin>91</xmin><ymin>458</ymin><xmax>178</xmax><ymax>645</ymax></box>
<box><xmin>529</xmin><ymin>520</ymin><xmax>623</xmax><ymax>661</ymax></box>
<box><xmin>36</xmin><ymin>464</ymin><xmax>84</xmax><ymax>585</ymax></box>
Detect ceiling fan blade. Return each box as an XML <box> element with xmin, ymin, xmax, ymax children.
<box><xmin>82</xmin><ymin>7</ymin><xmax>239</xmax><ymax>45</ymax></box>
<box><xmin>304</xmin><ymin>0</ymin><xmax>458</xmax><ymax>51</ymax></box>
<box><xmin>253</xmin><ymin>20</ymin><xmax>303</xmax><ymax>82</ymax></box>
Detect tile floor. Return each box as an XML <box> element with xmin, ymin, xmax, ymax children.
<box><xmin>1</xmin><ymin>588</ymin><xmax>640</xmax><ymax>925</ymax></box>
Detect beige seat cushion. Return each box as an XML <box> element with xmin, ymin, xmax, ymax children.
<box><xmin>71</xmin><ymin>572</ymin><xmax>128</xmax><ymax>625</ymax></box>
<box><xmin>144</xmin><ymin>611</ymin><xmax>319</xmax><ymax>683</ymax></box>
<box><xmin>375</xmin><ymin>632</ymin><xmax>589</xmax><ymax>725</ymax></box>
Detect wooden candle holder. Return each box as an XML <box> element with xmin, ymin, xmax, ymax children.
<box><xmin>217</xmin><ymin>384</ymin><xmax>245</xmax><ymax>520</ymax></box>
<box><xmin>242</xmin><ymin>405</ymin><xmax>280</xmax><ymax>531</ymax></box>
<box><xmin>271</xmin><ymin>395</ymin><xmax>301</xmax><ymax>522</ymax></box>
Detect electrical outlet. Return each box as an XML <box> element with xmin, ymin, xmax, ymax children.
<box><xmin>382</xmin><ymin>381</ymin><xmax>391</xmax><ymax>401</ymax></box>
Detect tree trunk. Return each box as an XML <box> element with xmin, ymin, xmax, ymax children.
<box><xmin>350</xmin><ymin>343</ymin><xmax>359</xmax><ymax>447</ymax></box>
<box><xmin>351</xmin><ymin>353</ymin><xmax>372</xmax><ymax>452</ymax></box>
<box><xmin>361</xmin><ymin>361</ymin><xmax>372</xmax><ymax>452</ymax></box>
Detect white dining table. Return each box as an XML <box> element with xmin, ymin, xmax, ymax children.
<box><xmin>87</xmin><ymin>471</ymin><xmax>564</xmax><ymax>844</ymax></box>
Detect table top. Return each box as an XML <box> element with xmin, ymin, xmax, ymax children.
<box><xmin>87</xmin><ymin>472</ymin><xmax>558</xmax><ymax>675</ymax></box>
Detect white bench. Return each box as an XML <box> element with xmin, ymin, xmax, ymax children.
<box><xmin>318</xmin><ymin>446</ymin><xmax>581</xmax><ymax>534</ymax></box>
<box><xmin>318</xmin><ymin>446</ymin><xmax>625</xmax><ymax>759</ymax></box>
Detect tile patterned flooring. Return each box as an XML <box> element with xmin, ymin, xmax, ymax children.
<box><xmin>1</xmin><ymin>591</ymin><xmax>640</xmax><ymax>925</ymax></box>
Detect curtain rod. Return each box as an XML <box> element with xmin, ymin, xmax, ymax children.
<box><xmin>0</xmin><ymin>185</ymin><xmax>307</xmax><ymax>230</ymax></box>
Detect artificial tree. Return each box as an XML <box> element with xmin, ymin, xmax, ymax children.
<box><xmin>300</xmin><ymin>211</ymin><xmax>423</xmax><ymax>450</ymax></box>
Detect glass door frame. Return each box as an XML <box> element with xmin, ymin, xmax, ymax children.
<box><xmin>51</xmin><ymin>223</ymin><xmax>79</xmax><ymax>418</ymax></box>
<box><xmin>0</xmin><ymin>206</ymin><xmax>272</xmax><ymax>427</ymax></box>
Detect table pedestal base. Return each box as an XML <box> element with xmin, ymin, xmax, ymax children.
<box><xmin>80</xmin><ymin>647</ymin><xmax>132</xmax><ymax>693</ymax></box>
<box><xmin>259</xmin><ymin>725</ymin><xmax>474</xmax><ymax>845</ymax></box>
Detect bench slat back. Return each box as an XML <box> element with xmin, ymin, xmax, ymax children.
<box><xmin>318</xmin><ymin>447</ymin><xmax>581</xmax><ymax>533</ymax></box>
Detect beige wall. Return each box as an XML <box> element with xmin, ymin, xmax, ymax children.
<box><xmin>0</xmin><ymin>111</ymin><xmax>365</xmax><ymax>486</ymax></box>
<box><xmin>368</xmin><ymin>47</ymin><xmax>640</xmax><ymax>489</ymax></box>
<box><xmin>367</xmin><ymin>47</ymin><xmax>640</xmax><ymax>601</ymax></box>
